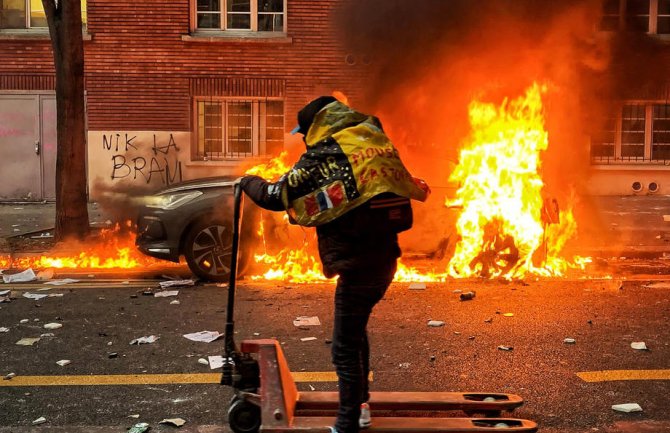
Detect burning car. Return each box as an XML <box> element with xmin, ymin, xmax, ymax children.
<box><xmin>135</xmin><ymin>176</ymin><xmax>257</xmax><ymax>282</ymax></box>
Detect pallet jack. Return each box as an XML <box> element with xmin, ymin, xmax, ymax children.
<box><xmin>220</xmin><ymin>185</ymin><xmax>538</xmax><ymax>433</ymax></box>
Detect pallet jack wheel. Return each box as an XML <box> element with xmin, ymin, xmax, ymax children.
<box><xmin>228</xmin><ymin>399</ymin><xmax>261</xmax><ymax>433</ymax></box>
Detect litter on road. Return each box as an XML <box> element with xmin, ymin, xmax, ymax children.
<box><xmin>612</xmin><ymin>403</ymin><xmax>643</xmax><ymax>413</ymax></box>
<box><xmin>43</xmin><ymin>323</ymin><xmax>63</xmax><ymax>330</ymax></box>
<box><xmin>497</xmin><ymin>345</ymin><xmax>514</xmax><ymax>351</ymax></box>
<box><xmin>19</xmin><ymin>319</ymin><xmax>29</xmax><ymax>324</ymax></box>
<box><xmin>564</xmin><ymin>338</ymin><xmax>576</xmax><ymax>344</ymax></box>
<box><xmin>183</xmin><ymin>330</ymin><xmax>222</xmax><ymax>343</ymax></box>
<box><xmin>293</xmin><ymin>316</ymin><xmax>321</xmax><ymax>327</ymax></box>
<box><xmin>31</xmin><ymin>417</ymin><xmax>47</xmax><ymax>425</ymax></box>
<box><xmin>44</xmin><ymin>278</ymin><xmax>80</xmax><ymax>285</ymax></box>
<box><xmin>301</xmin><ymin>337</ymin><xmax>318</xmax><ymax>342</ymax></box>
<box><xmin>0</xmin><ymin>327</ymin><xmax>8</xmax><ymax>332</ymax></box>
<box><xmin>16</xmin><ymin>337</ymin><xmax>40</xmax><ymax>346</ymax></box>
<box><xmin>22</xmin><ymin>293</ymin><xmax>48</xmax><ymax>300</ymax></box>
<box><xmin>127</xmin><ymin>422</ymin><xmax>150</xmax><ymax>433</ymax></box>
<box><xmin>2</xmin><ymin>269</ymin><xmax>37</xmax><ymax>283</ymax></box>
<box><xmin>427</xmin><ymin>320</ymin><xmax>446</xmax><ymax>327</ymax></box>
<box><xmin>503</xmin><ymin>313</ymin><xmax>515</xmax><ymax>317</ymax></box>
<box><xmin>56</xmin><ymin>360</ymin><xmax>71</xmax><ymax>366</ymax></box>
<box><xmin>170</xmin><ymin>300</ymin><xmax>180</xmax><ymax>305</ymax></box>
<box><xmin>198</xmin><ymin>358</ymin><xmax>209</xmax><ymax>365</ymax></box>
<box><xmin>208</xmin><ymin>355</ymin><xmax>225</xmax><ymax>369</ymax></box>
<box><xmin>160</xmin><ymin>418</ymin><xmax>186</xmax><ymax>427</ymax></box>
<box><xmin>3</xmin><ymin>373</ymin><xmax>16</xmax><ymax>380</ymax></box>
<box><xmin>154</xmin><ymin>290</ymin><xmax>179</xmax><ymax>297</ymax></box>
<box><xmin>129</xmin><ymin>335</ymin><xmax>159</xmax><ymax>345</ymax></box>
<box><xmin>631</xmin><ymin>341</ymin><xmax>648</xmax><ymax>350</ymax></box>
<box><xmin>159</xmin><ymin>279</ymin><xmax>195</xmax><ymax>288</ymax></box>
<box><xmin>460</xmin><ymin>291</ymin><xmax>476</xmax><ymax>301</ymax></box>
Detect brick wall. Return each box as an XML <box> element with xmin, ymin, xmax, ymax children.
<box><xmin>0</xmin><ymin>0</ymin><xmax>365</xmax><ymax>131</ymax></box>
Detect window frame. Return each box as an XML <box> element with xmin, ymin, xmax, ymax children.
<box><xmin>590</xmin><ymin>101</ymin><xmax>670</xmax><ymax>165</ymax></box>
<box><xmin>192</xmin><ymin>96</ymin><xmax>285</xmax><ymax>162</ymax></box>
<box><xmin>600</xmin><ymin>0</ymin><xmax>670</xmax><ymax>35</ymax></box>
<box><xmin>190</xmin><ymin>0</ymin><xmax>287</xmax><ymax>34</ymax></box>
<box><xmin>0</xmin><ymin>0</ymin><xmax>87</xmax><ymax>34</ymax></box>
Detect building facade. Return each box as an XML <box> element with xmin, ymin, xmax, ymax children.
<box><xmin>0</xmin><ymin>0</ymin><xmax>364</xmax><ymax>201</ymax></box>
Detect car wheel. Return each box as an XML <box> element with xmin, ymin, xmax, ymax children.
<box><xmin>183</xmin><ymin>219</ymin><xmax>234</xmax><ymax>282</ymax></box>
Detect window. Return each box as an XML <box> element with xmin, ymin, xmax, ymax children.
<box><xmin>591</xmin><ymin>102</ymin><xmax>670</xmax><ymax>164</ymax></box>
<box><xmin>599</xmin><ymin>0</ymin><xmax>670</xmax><ymax>34</ymax></box>
<box><xmin>195</xmin><ymin>98</ymin><xmax>284</xmax><ymax>160</ymax></box>
<box><xmin>195</xmin><ymin>0</ymin><xmax>285</xmax><ymax>32</ymax></box>
<box><xmin>0</xmin><ymin>0</ymin><xmax>87</xmax><ymax>29</ymax></box>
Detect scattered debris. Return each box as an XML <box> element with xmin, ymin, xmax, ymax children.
<box><xmin>129</xmin><ymin>335</ymin><xmax>159</xmax><ymax>345</ymax></box>
<box><xmin>170</xmin><ymin>300</ymin><xmax>181</xmax><ymax>305</ymax></box>
<box><xmin>497</xmin><ymin>345</ymin><xmax>514</xmax><ymax>351</ymax></box>
<box><xmin>484</xmin><ymin>318</ymin><xmax>494</xmax><ymax>323</ymax></box>
<box><xmin>398</xmin><ymin>362</ymin><xmax>411</xmax><ymax>369</ymax></box>
<box><xmin>108</xmin><ymin>352</ymin><xmax>118</xmax><ymax>359</ymax></box>
<box><xmin>612</xmin><ymin>403</ymin><xmax>643</xmax><ymax>413</ymax></box>
<box><xmin>40</xmin><ymin>333</ymin><xmax>55</xmax><ymax>338</ymax></box>
<box><xmin>159</xmin><ymin>279</ymin><xmax>195</xmax><ymax>289</ymax></box>
<box><xmin>427</xmin><ymin>320</ymin><xmax>445</xmax><ymax>327</ymax></box>
<box><xmin>0</xmin><ymin>327</ymin><xmax>8</xmax><ymax>333</ymax></box>
<box><xmin>32</xmin><ymin>417</ymin><xmax>47</xmax><ymax>425</ymax></box>
<box><xmin>293</xmin><ymin>316</ymin><xmax>321</xmax><ymax>327</ymax></box>
<box><xmin>3</xmin><ymin>269</ymin><xmax>37</xmax><ymax>283</ymax></box>
<box><xmin>16</xmin><ymin>337</ymin><xmax>40</xmax><ymax>346</ymax></box>
<box><xmin>56</xmin><ymin>360</ymin><xmax>71</xmax><ymax>366</ymax></box>
<box><xmin>127</xmin><ymin>422</ymin><xmax>150</xmax><ymax>433</ymax></box>
<box><xmin>453</xmin><ymin>289</ymin><xmax>463</xmax><ymax>294</ymax></box>
<box><xmin>0</xmin><ymin>290</ymin><xmax>9</xmax><ymax>296</ymax></box>
<box><xmin>460</xmin><ymin>291</ymin><xmax>476</xmax><ymax>301</ymax></box>
<box><xmin>631</xmin><ymin>342</ymin><xmax>648</xmax><ymax>350</ymax></box>
<box><xmin>253</xmin><ymin>332</ymin><xmax>260</xmax><ymax>336</ymax></box>
<box><xmin>154</xmin><ymin>290</ymin><xmax>179</xmax><ymax>297</ymax></box>
<box><xmin>408</xmin><ymin>282</ymin><xmax>426</xmax><ymax>290</ymax></box>
<box><xmin>429</xmin><ymin>355</ymin><xmax>436</xmax><ymax>362</ymax></box>
<box><xmin>3</xmin><ymin>373</ymin><xmax>16</xmax><ymax>380</ymax></box>
<box><xmin>43</xmin><ymin>323</ymin><xmax>63</xmax><ymax>330</ymax></box>
<box><xmin>564</xmin><ymin>338</ymin><xmax>576</xmax><ymax>344</ymax></box>
<box><xmin>300</xmin><ymin>337</ymin><xmax>317</xmax><ymax>342</ymax></box>
<box><xmin>183</xmin><ymin>331</ymin><xmax>222</xmax><ymax>343</ymax></box>
<box><xmin>22</xmin><ymin>293</ymin><xmax>48</xmax><ymax>300</ymax></box>
<box><xmin>198</xmin><ymin>358</ymin><xmax>209</xmax><ymax>365</ymax></box>
<box><xmin>208</xmin><ymin>355</ymin><xmax>225</xmax><ymax>369</ymax></box>
<box><xmin>19</xmin><ymin>319</ymin><xmax>29</xmax><ymax>324</ymax></box>
<box><xmin>160</xmin><ymin>418</ymin><xmax>186</xmax><ymax>427</ymax></box>
<box><xmin>128</xmin><ymin>414</ymin><xmax>140</xmax><ymax>419</ymax></box>
<box><xmin>502</xmin><ymin>313</ymin><xmax>514</xmax><ymax>317</ymax></box>
<box><xmin>44</xmin><ymin>278</ymin><xmax>80</xmax><ymax>286</ymax></box>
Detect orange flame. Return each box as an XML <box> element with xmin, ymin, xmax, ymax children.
<box><xmin>446</xmin><ymin>83</ymin><xmax>588</xmax><ymax>278</ymax></box>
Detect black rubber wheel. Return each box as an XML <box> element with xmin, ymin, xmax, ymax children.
<box><xmin>228</xmin><ymin>399</ymin><xmax>261</xmax><ymax>433</ymax></box>
<box><xmin>183</xmin><ymin>219</ymin><xmax>233</xmax><ymax>282</ymax></box>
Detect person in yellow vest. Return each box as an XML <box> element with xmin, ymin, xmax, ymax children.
<box><xmin>240</xmin><ymin>96</ymin><xmax>429</xmax><ymax>433</ymax></box>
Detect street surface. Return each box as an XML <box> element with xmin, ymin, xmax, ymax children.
<box><xmin>1</xmin><ymin>271</ymin><xmax>670</xmax><ymax>433</ymax></box>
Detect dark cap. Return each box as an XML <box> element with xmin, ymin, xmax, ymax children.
<box><xmin>290</xmin><ymin>96</ymin><xmax>338</xmax><ymax>135</ymax></box>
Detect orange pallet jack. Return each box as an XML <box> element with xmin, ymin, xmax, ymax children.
<box><xmin>221</xmin><ymin>185</ymin><xmax>538</xmax><ymax>433</ymax></box>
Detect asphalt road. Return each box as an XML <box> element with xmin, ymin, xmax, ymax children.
<box><xmin>1</xmin><ymin>273</ymin><xmax>670</xmax><ymax>433</ymax></box>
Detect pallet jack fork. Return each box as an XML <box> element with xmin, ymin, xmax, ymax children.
<box><xmin>221</xmin><ymin>185</ymin><xmax>538</xmax><ymax>433</ymax></box>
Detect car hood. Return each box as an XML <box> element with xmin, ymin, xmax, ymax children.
<box><xmin>156</xmin><ymin>176</ymin><xmax>239</xmax><ymax>195</ymax></box>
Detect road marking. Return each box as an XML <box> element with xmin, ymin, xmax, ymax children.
<box><xmin>577</xmin><ymin>369</ymin><xmax>670</xmax><ymax>382</ymax></box>
<box><xmin>0</xmin><ymin>371</ymin><xmax>371</xmax><ymax>386</ymax></box>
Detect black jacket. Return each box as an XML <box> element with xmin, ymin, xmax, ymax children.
<box><xmin>241</xmin><ymin>175</ymin><xmax>405</xmax><ymax>278</ymax></box>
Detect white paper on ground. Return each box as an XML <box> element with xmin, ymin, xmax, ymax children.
<box><xmin>631</xmin><ymin>342</ymin><xmax>648</xmax><ymax>350</ymax></box>
<box><xmin>427</xmin><ymin>320</ymin><xmax>445</xmax><ymax>327</ymax></box>
<box><xmin>183</xmin><ymin>331</ymin><xmax>222</xmax><ymax>343</ymax></box>
<box><xmin>43</xmin><ymin>323</ymin><xmax>63</xmax><ymax>330</ymax></box>
<box><xmin>208</xmin><ymin>355</ymin><xmax>225</xmax><ymax>369</ymax></box>
<box><xmin>0</xmin><ymin>327</ymin><xmax>9</xmax><ymax>333</ymax></box>
<box><xmin>44</xmin><ymin>279</ymin><xmax>80</xmax><ymax>286</ymax></box>
<box><xmin>16</xmin><ymin>337</ymin><xmax>41</xmax><ymax>346</ymax></box>
<box><xmin>612</xmin><ymin>403</ymin><xmax>643</xmax><ymax>413</ymax></box>
<box><xmin>129</xmin><ymin>335</ymin><xmax>159</xmax><ymax>345</ymax></box>
<box><xmin>32</xmin><ymin>417</ymin><xmax>47</xmax><ymax>425</ymax></box>
<box><xmin>293</xmin><ymin>316</ymin><xmax>321</xmax><ymax>327</ymax></box>
<box><xmin>300</xmin><ymin>337</ymin><xmax>317</xmax><ymax>342</ymax></box>
<box><xmin>56</xmin><ymin>360</ymin><xmax>71</xmax><ymax>366</ymax></box>
<box><xmin>159</xmin><ymin>279</ymin><xmax>194</xmax><ymax>288</ymax></box>
<box><xmin>22</xmin><ymin>293</ymin><xmax>48</xmax><ymax>300</ymax></box>
<box><xmin>3</xmin><ymin>269</ymin><xmax>37</xmax><ymax>283</ymax></box>
<box><xmin>154</xmin><ymin>290</ymin><xmax>179</xmax><ymax>297</ymax></box>
<box><xmin>160</xmin><ymin>418</ymin><xmax>186</xmax><ymax>427</ymax></box>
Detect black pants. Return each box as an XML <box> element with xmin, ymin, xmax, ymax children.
<box><xmin>332</xmin><ymin>262</ymin><xmax>396</xmax><ymax>433</ymax></box>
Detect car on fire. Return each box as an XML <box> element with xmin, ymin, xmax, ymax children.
<box><xmin>135</xmin><ymin>176</ymin><xmax>259</xmax><ymax>282</ymax></box>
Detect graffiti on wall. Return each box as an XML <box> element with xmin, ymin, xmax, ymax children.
<box><xmin>103</xmin><ymin>133</ymin><xmax>183</xmax><ymax>185</ymax></box>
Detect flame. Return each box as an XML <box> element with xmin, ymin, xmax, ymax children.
<box><xmin>1</xmin><ymin>222</ymin><xmax>179</xmax><ymax>272</ymax></box>
<box><xmin>446</xmin><ymin>83</ymin><xmax>588</xmax><ymax>279</ymax></box>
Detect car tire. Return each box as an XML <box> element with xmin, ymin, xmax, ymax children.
<box><xmin>183</xmin><ymin>218</ymin><xmax>236</xmax><ymax>282</ymax></box>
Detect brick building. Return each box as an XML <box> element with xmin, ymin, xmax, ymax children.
<box><xmin>2</xmin><ymin>0</ymin><xmax>670</xmax><ymax>201</ymax></box>
<box><xmin>0</xmin><ymin>0</ymin><xmax>364</xmax><ymax>201</ymax></box>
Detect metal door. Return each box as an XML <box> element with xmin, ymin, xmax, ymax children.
<box><xmin>0</xmin><ymin>94</ymin><xmax>57</xmax><ymax>201</ymax></box>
